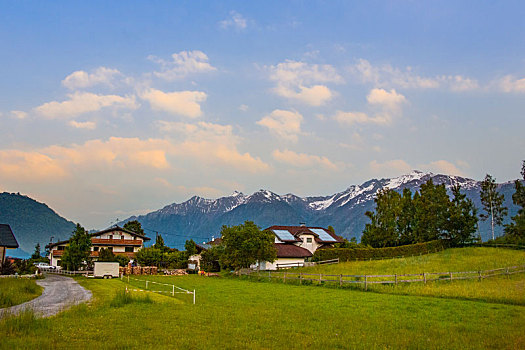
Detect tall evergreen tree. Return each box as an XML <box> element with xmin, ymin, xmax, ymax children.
<box><xmin>479</xmin><ymin>174</ymin><xmax>508</xmax><ymax>240</ymax></box>
<box><xmin>445</xmin><ymin>184</ymin><xmax>478</xmax><ymax>245</ymax></box>
<box><xmin>504</xmin><ymin>160</ymin><xmax>525</xmax><ymax>240</ymax></box>
<box><xmin>61</xmin><ymin>224</ymin><xmax>92</xmax><ymax>270</ymax></box>
<box><xmin>413</xmin><ymin>179</ymin><xmax>449</xmax><ymax>242</ymax></box>
<box><xmin>31</xmin><ymin>243</ymin><xmax>41</xmax><ymax>260</ymax></box>
<box><xmin>362</xmin><ymin>188</ymin><xmax>402</xmax><ymax>248</ymax></box>
<box><xmin>123</xmin><ymin>220</ymin><xmax>145</xmax><ymax>235</ymax></box>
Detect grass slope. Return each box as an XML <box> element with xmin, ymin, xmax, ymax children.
<box><xmin>1</xmin><ymin>275</ymin><xmax>524</xmax><ymax>349</ymax></box>
<box><xmin>0</xmin><ymin>278</ymin><xmax>42</xmax><ymax>308</ymax></box>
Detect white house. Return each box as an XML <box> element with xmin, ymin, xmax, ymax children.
<box><xmin>46</xmin><ymin>226</ymin><xmax>150</xmax><ymax>268</ymax></box>
<box><xmin>257</xmin><ymin>224</ymin><xmax>343</xmax><ymax>270</ymax></box>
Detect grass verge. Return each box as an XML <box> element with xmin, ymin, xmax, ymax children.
<box><xmin>0</xmin><ymin>278</ymin><xmax>43</xmax><ymax>308</ymax></box>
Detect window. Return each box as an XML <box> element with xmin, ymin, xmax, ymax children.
<box><xmin>57</xmin><ymin>260</ymin><xmax>61</xmax><ymax>266</ymax></box>
<box><xmin>125</xmin><ymin>246</ymin><xmax>134</xmax><ymax>253</ymax></box>
<box><xmin>58</xmin><ymin>246</ymin><xmax>65</xmax><ymax>251</ymax></box>
<box><xmin>108</xmin><ymin>235</ymin><xmax>113</xmax><ymax>239</ymax></box>
<box><xmin>93</xmin><ymin>247</ymin><xmax>99</xmax><ymax>251</ymax></box>
<box><xmin>133</xmin><ymin>236</ymin><xmax>137</xmax><ymax>240</ymax></box>
<box><xmin>306</xmin><ymin>238</ymin><xmax>312</xmax><ymax>243</ymax></box>
<box><xmin>121</xmin><ymin>235</ymin><xmax>125</xmax><ymax>240</ymax></box>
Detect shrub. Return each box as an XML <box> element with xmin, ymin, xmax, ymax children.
<box><xmin>313</xmin><ymin>240</ymin><xmax>448</xmax><ymax>262</ymax></box>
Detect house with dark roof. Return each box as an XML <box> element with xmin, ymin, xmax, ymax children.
<box><xmin>45</xmin><ymin>226</ymin><xmax>150</xmax><ymax>268</ymax></box>
<box><xmin>256</xmin><ymin>224</ymin><xmax>343</xmax><ymax>270</ymax></box>
<box><xmin>0</xmin><ymin>224</ymin><xmax>19</xmax><ymax>268</ymax></box>
<box><xmin>188</xmin><ymin>237</ymin><xmax>222</xmax><ymax>270</ymax></box>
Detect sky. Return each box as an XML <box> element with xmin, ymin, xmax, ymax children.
<box><xmin>0</xmin><ymin>1</ymin><xmax>524</xmax><ymax>230</ymax></box>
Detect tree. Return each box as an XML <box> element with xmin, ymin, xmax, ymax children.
<box><xmin>135</xmin><ymin>247</ymin><xmax>163</xmax><ymax>267</ymax></box>
<box><xmin>504</xmin><ymin>160</ymin><xmax>525</xmax><ymax>241</ymax></box>
<box><xmin>123</xmin><ymin>220</ymin><xmax>145</xmax><ymax>236</ymax></box>
<box><xmin>397</xmin><ymin>188</ymin><xmax>416</xmax><ymax>245</ymax></box>
<box><xmin>220</xmin><ymin>221</ymin><xmax>276</xmax><ymax>271</ymax></box>
<box><xmin>185</xmin><ymin>239</ymin><xmax>198</xmax><ymax>257</ymax></box>
<box><xmin>480</xmin><ymin>174</ymin><xmax>508</xmax><ymax>240</ymax></box>
<box><xmin>445</xmin><ymin>184</ymin><xmax>478</xmax><ymax>245</ymax></box>
<box><xmin>413</xmin><ymin>180</ymin><xmax>450</xmax><ymax>243</ymax></box>
<box><xmin>61</xmin><ymin>224</ymin><xmax>92</xmax><ymax>270</ymax></box>
<box><xmin>31</xmin><ymin>243</ymin><xmax>41</xmax><ymax>260</ymax></box>
<box><xmin>361</xmin><ymin>188</ymin><xmax>402</xmax><ymax>248</ymax></box>
<box><xmin>200</xmin><ymin>245</ymin><xmax>224</xmax><ymax>272</ymax></box>
<box><xmin>153</xmin><ymin>234</ymin><xmax>169</xmax><ymax>252</ymax></box>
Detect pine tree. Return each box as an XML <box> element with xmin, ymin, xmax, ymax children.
<box><xmin>445</xmin><ymin>184</ymin><xmax>478</xmax><ymax>245</ymax></box>
<box><xmin>362</xmin><ymin>188</ymin><xmax>402</xmax><ymax>247</ymax></box>
<box><xmin>61</xmin><ymin>224</ymin><xmax>92</xmax><ymax>270</ymax></box>
<box><xmin>504</xmin><ymin>160</ymin><xmax>525</xmax><ymax>240</ymax></box>
<box><xmin>479</xmin><ymin>174</ymin><xmax>508</xmax><ymax>240</ymax></box>
<box><xmin>31</xmin><ymin>243</ymin><xmax>41</xmax><ymax>260</ymax></box>
<box><xmin>413</xmin><ymin>180</ymin><xmax>449</xmax><ymax>242</ymax></box>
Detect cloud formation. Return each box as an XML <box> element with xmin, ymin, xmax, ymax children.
<box><xmin>69</xmin><ymin>120</ymin><xmax>96</xmax><ymax>130</ymax></box>
<box><xmin>272</xmin><ymin>149</ymin><xmax>338</xmax><ymax>170</ymax></box>
<box><xmin>219</xmin><ymin>11</ymin><xmax>247</xmax><ymax>30</ymax></box>
<box><xmin>35</xmin><ymin>92</ymin><xmax>139</xmax><ymax>119</ymax></box>
<box><xmin>334</xmin><ymin>88</ymin><xmax>406</xmax><ymax>126</ymax></box>
<box><xmin>268</xmin><ymin>60</ymin><xmax>342</xmax><ymax>106</ymax></box>
<box><xmin>62</xmin><ymin>67</ymin><xmax>122</xmax><ymax>90</ymax></box>
<box><xmin>257</xmin><ymin>109</ymin><xmax>303</xmax><ymax>142</ymax></box>
<box><xmin>141</xmin><ymin>89</ymin><xmax>207</xmax><ymax>118</ymax></box>
<box><xmin>351</xmin><ymin>59</ymin><xmax>479</xmax><ymax>91</ymax></box>
<box><xmin>148</xmin><ymin>50</ymin><xmax>216</xmax><ymax>81</ymax></box>
<box><xmin>496</xmin><ymin>75</ymin><xmax>525</xmax><ymax>93</ymax></box>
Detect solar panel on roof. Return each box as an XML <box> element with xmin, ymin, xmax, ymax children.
<box><xmin>310</xmin><ymin>228</ymin><xmax>337</xmax><ymax>242</ymax></box>
<box><xmin>273</xmin><ymin>229</ymin><xmax>295</xmax><ymax>241</ymax></box>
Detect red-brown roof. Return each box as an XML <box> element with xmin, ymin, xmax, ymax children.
<box><xmin>265</xmin><ymin>225</ymin><xmax>344</xmax><ymax>244</ymax></box>
<box><xmin>275</xmin><ymin>244</ymin><xmax>312</xmax><ymax>258</ymax></box>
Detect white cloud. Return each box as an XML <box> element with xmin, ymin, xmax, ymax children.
<box><xmin>219</xmin><ymin>11</ymin><xmax>247</xmax><ymax>30</ymax></box>
<box><xmin>62</xmin><ymin>67</ymin><xmax>122</xmax><ymax>90</ymax></box>
<box><xmin>257</xmin><ymin>109</ymin><xmax>303</xmax><ymax>142</ymax></box>
<box><xmin>141</xmin><ymin>88</ymin><xmax>207</xmax><ymax>118</ymax></box>
<box><xmin>273</xmin><ymin>149</ymin><xmax>338</xmax><ymax>170</ymax></box>
<box><xmin>350</xmin><ymin>59</ymin><xmax>478</xmax><ymax>91</ymax></box>
<box><xmin>334</xmin><ymin>88</ymin><xmax>406</xmax><ymax>126</ymax></box>
<box><xmin>496</xmin><ymin>75</ymin><xmax>525</xmax><ymax>93</ymax></box>
<box><xmin>148</xmin><ymin>50</ymin><xmax>216</xmax><ymax>81</ymax></box>
<box><xmin>0</xmin><ymin>150</ymin><xmax>68</xmax><ymax>182</ymax></box>
<box><xmin>419</xmin><ymin>160</ymin><xmax>465</xmax><ymax>176</ymax></box>
<box><xmin>370</xmin><ymin>159</ymin><xmax>413</xmax><ymax>176</ymax></box>
<box><xmin>10</xmin><ymin>110</ymin><xmax>28</xmax><ymax>119</ymax></box>
<box><xmin>268</xmin><ymin>60</ymin><xmax>342</xmax><ymax>106</ymax></box>
<box><xmin>34</xmin><ymin>92</ymin><xmax>139</xmax><ymax>119</ymax></box>
<box><xmin>69</xmin><ymin>120</ymin><xmax>96</xmax><ymax>130</ymax></box>
<box><xmin>238</xmin><ymin>104</ymin><xmax>249</xmax><ymax>112</ymax></box>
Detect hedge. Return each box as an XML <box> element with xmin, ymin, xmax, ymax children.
<box><xmin>312</xmin><ymin>240</ymin><xmax>448</xmax><ymax>262</ymax></box>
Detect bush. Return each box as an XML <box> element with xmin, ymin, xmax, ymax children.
<box><xmin>313</xmin><ymin>240</ymin><xmax>448</xmax><ymax>262</ymax></box>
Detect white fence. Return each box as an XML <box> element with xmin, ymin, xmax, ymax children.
<box><xmin>122</xmin><ymin>275</ymin><xmax>196</xmax><ymax>304</ymax></box>
<box><xmin>240</xmin><ymin>263</ymin><xmax>525</xmax><ymax>290</ymax></box>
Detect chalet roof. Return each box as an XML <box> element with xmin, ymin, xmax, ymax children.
<box><xmin>0</xmin><ymin>224</ymin><xmax>19</xmax><ymax>248</ymax></box>
<box><xmin>265</xmin><ymin>225</ymin><xmax>344</xmax><ymax>244</ymax></box>
<box><xmin>196</xmin><ymin>237</ymin><xmax>222</xmax><ymax>252</ymax></box>
<box><xmin>275</xmin><ymin>244</ymin><xmax>312</xmax><ymax>258</ymax></box>
<box><xmin>45</xmin><ymin>225</ymin><xmax>150</xmax><ymax>249</ymax></box>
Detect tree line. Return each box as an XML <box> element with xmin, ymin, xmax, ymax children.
<box><xmin>361</xmin><ymin>161</ymin><xmax>525</xmax><ymax>248</ymax></box>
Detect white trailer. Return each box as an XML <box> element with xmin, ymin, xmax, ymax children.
<box><xmin>94</xmin><ymin>262</ymin><xmax>120</xmax><ymax>279</ymax></box>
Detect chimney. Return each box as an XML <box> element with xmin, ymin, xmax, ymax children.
<box><xmin>299</xmin><ymin>222</ymin><xmax>306</xmax><ymax>227</ymax></box>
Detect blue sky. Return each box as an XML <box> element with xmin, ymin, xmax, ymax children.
<box><xmin>1</xmin><ymin>1</ymin><xmax>524</xmax><ymax>229</ymax></box>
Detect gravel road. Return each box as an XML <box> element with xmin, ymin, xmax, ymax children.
<box><xmin>0</xmin><ymin>274</ymin><xmax>92</xmax><ymax>318</ymax></box>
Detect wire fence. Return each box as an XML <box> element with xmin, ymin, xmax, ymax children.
<box><xmin>121</xmin><ymin>275</ymin><xmax>195</xmax><ymax>304</ymax></box>
<box><xmin>239</xmin><ymin>264</ymin><xmax>525</xmax><ymax>290</ymax></box>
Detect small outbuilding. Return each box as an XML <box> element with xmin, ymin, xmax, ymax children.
<box><xmin>0</xmin><ymin>224</ymin><xmax>19</xmax><ymax>268</ymax></box>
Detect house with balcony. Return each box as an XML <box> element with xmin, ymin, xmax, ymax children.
<box><xmin>46</xmin><ymin>226</ymin><xmax>150</xmax><ymax>268</ymax></box>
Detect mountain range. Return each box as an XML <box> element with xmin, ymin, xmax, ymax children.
<box><xmin>124</xmin><ymin>171</ymin><xmax>520</xmax><ymax>248</ymax></box>
<box><xmin>1</xmin><ymin>171</ymin><xmax>521</xmax><ymax>256</ymax></box>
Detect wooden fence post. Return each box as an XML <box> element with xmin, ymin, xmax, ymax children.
<box><xmin>395</xmin><ymin>274</ymin><xmax>397</xmax><ymax>285</ymax></box>
<box><xmin>423</xmin><ymin>273</ymin><xmax>426</xmax><ymax>284</ymax></box>
<box><xmin>146</xmin><ymin>280</ymin><xmax>148</xmax><ymax>290</ymax></box>
<box><xmin>449</xmin><ymin>272</ymin><xmax>453</xmax><ymax>281</ymax></box>
<box><xmin>339</xmin><ymin>274</ymin><xmax>343</xmax><ymax>287</ymax></box>
<box><xmin>284</xmin><ymin>271</ymin><xmax>286</xmax><ymax>283</ymax></box>
<box><xmin>364</xmin><ymin>275</ymin><xmax>368</xmax><ymax>291</ymax></box>
<box><xmin>299</xmin><ymin>272</ymin><xmax>302</xmax><ymax>285</ymax></box>
<box><xmin>478</xmin><ymin>270</ymin><xmax>482</xmax><ymax>282</ymax></box>
<box><xmin>319</xmin><ymin>273</ymin><xmax>322</xmax><ymax>284</ymax></box>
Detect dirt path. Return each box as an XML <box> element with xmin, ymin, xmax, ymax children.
<box><xmin>0</xmin><ymin>274</ymin><xmax>92</xmax><ymax>318</ymax></box>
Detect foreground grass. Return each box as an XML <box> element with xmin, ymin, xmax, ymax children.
<box><xmin>0</xmin><ymin>278</ymin><xmax>42</xmax><ymax>308</ymax></box>
<box><xmin>1</xmin><ymin>275</ymin><xmax>523</xmax><ymax>349</ymax></box>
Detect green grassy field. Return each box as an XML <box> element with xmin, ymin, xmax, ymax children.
<box><xmin>0</xmin><ymin>278</ymin><xmax>42</xmax><ymax>308</ymax></box>
<box><xmin>1</xmin><ymin>247</ymin><xmax>524</xmax><ymax>349</ymax></box>
<box><xmin>0</xmin><ymin>273</ymin><xmax>523</xmax><ymax>349</ymax></box>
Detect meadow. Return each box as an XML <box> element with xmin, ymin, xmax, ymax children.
<box><xmin>0</xmin><ymin>278</ymin><xmax>42</xmax><ymax>308</ymax></box>
<box><xmin>1</xmin><ymin>247</ymin><xmax>524</xmax><ymax>349</ymax></box>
